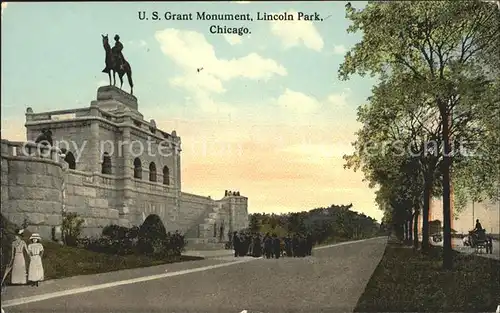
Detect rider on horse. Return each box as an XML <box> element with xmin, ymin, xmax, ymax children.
<box><xmin>113</xmin><ymin>35</ymin><xmax>125</xmax><ymax>70</ymax></box>
<box><xmin>473</xmin><ymin>219</ymin><xmax>483</xmax><ymax>233</ymax></box>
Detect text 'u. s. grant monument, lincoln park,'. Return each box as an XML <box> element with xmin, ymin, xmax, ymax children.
<box><xmin>0</xmin><ymin>38</ymin><xmax>249</xmax><ymax>247</ymax></box>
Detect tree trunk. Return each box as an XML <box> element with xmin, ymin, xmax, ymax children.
<box><xmin>442</xmin><ymin>110</ymin><xmax>453</xmax><ymax>270</ymax></box>
<box><xmin>408</xmin><ymin>213</ymin><xmax>414</xmax><ymax>242</ymax></box>
<box><xmin>406</xmin><ymin>219</ymin><xmax>411</xmax><ymax>244</ymax></box>
<box><xmin>413</xmin><ymin>209</ymin><xmax>420</xmax><ymax>249</ymax></box>
<box><xmin>422</xmin><ymin>175</ymin><xmax>432</xmax><ymax>252</ymax></box>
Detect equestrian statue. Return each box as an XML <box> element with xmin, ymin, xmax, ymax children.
<box><xmin>101</xmin><ymin>34</ymin><xmax>134</xmax><ymax>95</ymax></box>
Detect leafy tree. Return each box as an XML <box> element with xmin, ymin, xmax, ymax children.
<box><xmin>248</xmin><ymin>214</ymin><xmax>260</xmax><ymax>233</ymax></box>
<box><xmin>344</xmin><ymin>74</ymin><xmax>440</xmax><ymax>250</ymax></box>
<box><xmin>287</xmin><ymin>212</ymin><xmax>307</xmax><ymax>234</ymax></box>
<box><xmin>248</xmin><ymin>203</ymin><xmax>380</xmax><ymax>244</ymax></box>
<box><xmin>340</xmin><ymin>1</ymin><xmax>499</xmax><ymax>269</ymax></box>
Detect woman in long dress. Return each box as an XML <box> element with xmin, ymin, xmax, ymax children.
<box><xmin>27</xmin><ymin>233</ymin><xmax>44</xmax><ymax>287</ymax></box>
<box><xmin>10</xmin><ymin>229</ymin><xmax>28</xmax><ymax>285</ymax></box>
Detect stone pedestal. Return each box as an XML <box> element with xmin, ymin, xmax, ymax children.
<box><xmin>94</xmin><ymin>86</ymin><xmax>143</xmax><ymax>120</ymax></box>
<box><xmin>97</xmin><ymin>86</ymin><xmax>138</xmax><ymax>110</ymax></box>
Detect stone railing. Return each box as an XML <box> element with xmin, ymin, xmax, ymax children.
<box><xmin>67</xmin><ymin>171</ymin><xmax>124</xmax><ymax>188</ymax></box>
<box><xmin>98</xmin><ymin>110</ymin><xmax>121</xmax><ymax>123</ymax></box>
<box><xmin>1</xmin><ymin>140</ymin><xmax>63</xmax><ymax>162</ymax></box>
<box><xmin>181</xmin><ymin>191</ymin><xmax>214</xmax><ymax>203</ymax></box>
<box><xmin>26</xmin><ymin>108</ymin><xmax>91</xmax><ymax>122</ymax></box>
<box><xmin>132</xmin><ymin>178</ymin><xmax>176</xmax><ymax>194</ymax></box>
<box><xmin>95</xmin><ymin>173</ymin><xmax>118</xmax><ymax>186</ymax></box>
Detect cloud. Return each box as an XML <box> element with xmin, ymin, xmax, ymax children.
<box><xmin>269</xmin><ymin>10</ymin><xmax>324</xmax><ymax>51</ymax></box>
<box><xmin>154</xmin><ymin>28</ymin><xmax>287</xmax><ymax>113</ymax></box>
<box><xmin>333</xmin><ymin>45</ymin><xmax>347</xmax><ymax>55</ymax></box>
<box><xmin>327</xmin><ymin>92</ymin><xmax>348</xmax><ymax>107</ymax></box>
<box><xmin>275</xmin><ymin>89</ymin><xmax>321</xmax><ymax>114</ymax></box>
<box><xmin>155</xmin><ymin>29</ymin><xmax>286</xmax><ymax>86</ymax></box>
<box><xmin>273</xmin><ymin>89</ymin><xmax>350</xmax><ymax>114</ymax></box>
<box><xmin>223</xmin><ymin>34</ymin><xmax>242</xmax><ymax>45</ymax></box>
<box><xmin>1</xmin><ymin>2</ymin><xmax>8</xmax><ymax>17</ymax></box>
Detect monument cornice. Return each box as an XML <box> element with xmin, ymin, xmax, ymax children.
<box><xmin>25</xmin><ymin>116</ymin><xmax>181</xmax><ymax>145</ymax></box>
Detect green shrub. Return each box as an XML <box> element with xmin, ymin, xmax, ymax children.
<box><xmin>102</xmin><ymin>225</ymin><xmax>133</xmax><ymax>240</ymax></box>
<box><xmin>138</xmin><ymin>214</ymin><xmax>167</xmax><ymax>255</ymax></box>
<box><xmin>62</xmin><ymin>212</ymin><xmax>85</xmax><ymax>247</ymax></box>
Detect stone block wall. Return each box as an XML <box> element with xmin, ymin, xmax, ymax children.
<box><xmin>26</xmin><ymin>117</ymin><xmax>93</xmax><ymax>172</ymax></box>
<box><xmin>126</xmin><ymin>178</ymin><xmax>179</xmax><ymax>231</ymax></box>
<box><xmin>1</xmin><ymin>140</ymin><xmax>64</xmax><ymax>239</ymax></box>
<box><xmin>218</xmin><ymin>195</ymin><xmax>249</xmax><ymax>232</ymax></box>
<box><xmin>64</xmin><ymin>171</ymin><xmax>120</xmax><ymax>237</ymax></box>
<box><xmin>179</xmin><ymin>192</ymin><xmax>217</xmax><ymax>236</ymax></box>
<box><xmin>1</xmin><ymin>137</ymin><xmax>249</xmax><ymax>242</ymax></box>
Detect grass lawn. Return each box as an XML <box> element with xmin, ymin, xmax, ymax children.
<box><xmin>34</xmin><ymin>241</ymin><xmax>203</xmax><ymax>280</ymax></box>
<box><xmin>354</xmin><ymin>242</ymin><xmax>500</xmax><ymax>312</ymax></box>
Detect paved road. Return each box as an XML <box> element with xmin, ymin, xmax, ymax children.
<box><xmin>430</xmin><ymin>237</ymin><xmax>500</xmax><ymax>260</ymax></box>
<box><xmin>2</xmin><ymin>237</ymin><xmax>386</xmax><ymax>313</ymax></box>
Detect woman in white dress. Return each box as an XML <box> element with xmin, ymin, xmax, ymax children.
<box><xmin>9</xmin><ymin>229</ymin><xmax>29</xmax><ymax>285</ymax></box>
<box><xmin>27</xmin><ymin>233</ymin><xmax>44</xmax><ymax>287</ymax></box>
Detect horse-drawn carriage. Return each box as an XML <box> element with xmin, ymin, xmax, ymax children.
<box><xmin>464</xmin><ymin>229</ymin><xmax>493</xmax><ymax>254</ymax></box>
<box><xmin>431</xmin><ymin>233</ymin><xmax>442</xmax><ymax>243</ymax></box>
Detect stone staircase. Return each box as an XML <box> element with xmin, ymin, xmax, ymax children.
<box><xmin>185</xmin><ymin>238</ymin><xmax>226</xmax><ymax>250</ymax></box>
<box><xmin>184</xmin><ymin>204</ymin><xmax>229</xmax><ymax>251</ymax></box>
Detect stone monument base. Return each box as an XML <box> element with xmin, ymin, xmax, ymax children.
<box><xmin>96</xmin><ymin>85</ymin><xmax>138</xmax><ymax>110</ymax></box>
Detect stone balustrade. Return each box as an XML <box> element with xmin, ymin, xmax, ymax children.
<box><xmin>26</xmin><ymin>107</ymin><xmax>91</xmax><ymax>122</ymax></box>
<box><xmin>1</xmin><ymin>140</ymin><xmax>64</xmax><ymax>162</ymax></box>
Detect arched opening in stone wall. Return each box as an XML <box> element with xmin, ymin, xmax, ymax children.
<box><xmin>163</xmin><ymin>166</ymin><xmax>169</xmax><ymax>185</ymax></box>
<box><xmin>134</xmin><ymin>157</ymin><xmax>142</xmax><ymax>179</ymax></box>
<box><xmin>149</xmin><ymin>162</ymin><xmax>157</xmax><ymax>182</ymax></box>
<box><xmin>101</xmin><ymin>152</ymin><xmax>112</xmax><ymax>174</ymax></box>
<box><xmin>64</xmin><ymin>152</ymin><xmax>76</xmax><ymax>170</ymax></box>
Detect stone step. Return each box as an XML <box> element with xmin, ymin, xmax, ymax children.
<box><xmin>208</xmin><ymin>212</ymin><xmax>219</xmax><ymax>219</ymax></box>
<box><xmin>204</xmin><ymin>218</ymin><xmax>215</xmax><ymax>224</ymax></box>
<box><xmin>199</xmin><ymin>230</ymin><xmax>217</xmax><ymax>239</ymax></box>
<box><xmin>199</xmin><ymin>223</ymin><xmax>215</xmax><ymax>231</ymax></box>
<box><xmin>185</xmin><ymin>238</ymin><xmax>227</xmax><ymax>251</ymax></box>
<box><xmin>187</xmin><ymin>237</ymin><xmax>221</xmax><ymax>244</ymax></box>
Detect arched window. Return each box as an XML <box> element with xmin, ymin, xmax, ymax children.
<box><xmin>64</xmin><ymin>152</ymin><xmax>76</xmax><ymax>170</ymax></box>
<box><xmin>134</xmin><ymin>158</ymin><xmax>142</xmax><ymax>179</ymax></box>
<box><xmin>149</xmin><ymin>162</ymin><xmax>157</xmax><ymax>182</ymax></box>
<box><xmin>101</xmin><ymin>152</ymin><xmax>112</xmax><ymax>174</ymax></box>
<box><xmin>163</xmin><ymin>166</ymin><xmax>170</xmax><ymax>185</ymax></box>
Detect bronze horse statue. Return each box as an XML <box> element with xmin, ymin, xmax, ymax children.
<box><xmin>101</xmin><ymin>34</ymin><xmax>134</xmax><ymax>95</ymax></box>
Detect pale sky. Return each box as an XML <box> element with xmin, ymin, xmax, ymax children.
<box><xmin>1</xmin><ymin>2</ymin><xmax>497</xmax><ymax>230</ymax></box>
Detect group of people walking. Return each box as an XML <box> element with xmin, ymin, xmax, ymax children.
<box><xmin>3</xmin><ymin>229</ymin><xmax>45</xmax><ymax>287</ymax></box>
<box><xmin>229</xmin><ymin>231</ymin><xmax>314</xmax><ymax>258</ymax></box>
